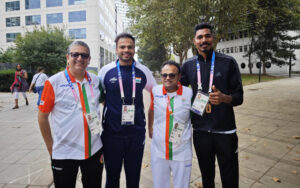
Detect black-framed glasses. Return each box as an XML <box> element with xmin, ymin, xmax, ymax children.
<box><xmin>70</xmin><ymin>52</ymin><xmax>90</xmax><ymax>59</ymax></box>
<box><xmin>161</xmin><ymin>73</ymin><xmax>177</xmax><ymax>79</ymax></box>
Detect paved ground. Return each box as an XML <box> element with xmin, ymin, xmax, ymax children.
<box><xmin>0</xmin><ymin>76</ymin><xmax>299</xmax><ymax>188</ymax></box>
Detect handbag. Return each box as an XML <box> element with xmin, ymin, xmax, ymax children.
<box><xmin>32</xmin><ymin>73</ymin><xmax>42</xmax><ymax>93</ymax></box>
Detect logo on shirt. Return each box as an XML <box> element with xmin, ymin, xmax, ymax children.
<box><xmin>109</xmin><ymin>77</ymin><xmax>117</xmax><ymax>83</ymax></box>
<box><xmin>40</xmin><ymin>100</ymin><xmax>45</xmax><ymax>105</ymax></box>
<box><xmin>154</xmin><ymin>95</ymin><xmax>164</xmax><ymax>98</ymax></box>
<box><xmin>59</xmin><ymin>84</ymin><xmax>70</xmax><ymax>87</ymax></box>
<box><xmin>136</xmin><ymin>77</ymin><xmax>142</xmax><ymax>83</ymax></box>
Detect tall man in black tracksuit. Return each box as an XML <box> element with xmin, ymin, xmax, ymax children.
<box><xmin>180</xmin><ymin>23</ymin><xmax>243</xmax><ymax>188</ymax></box>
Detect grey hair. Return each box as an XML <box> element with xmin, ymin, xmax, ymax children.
<box><xmin>67</xmin><ymin>41</ymin><xmax>90</xmax><ymax>55</ymax></box>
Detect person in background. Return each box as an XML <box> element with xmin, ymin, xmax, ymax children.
<box><xmin>29</xmin><ymin>66</ymin><xmax>48</xmax><ymax>106</ymax></box>
<box><xmin>148</xmin><ymin>61</ymin><xmax>193</xmax><ymax>188</ymax></box>
<box><xmin>10</xmin><ymin>64</ymin><xmax>29</xmax><ymax>109</ymax></box>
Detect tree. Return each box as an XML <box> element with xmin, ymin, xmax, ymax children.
<box><xmin>0</xmin><ymin>47</ymin><xmax>16</xmax><ymax>63</ymax></box>
<box><xmin>137</xmin><ymin>38</ymin><xmax>169</xmax><ymax>72</ymax></box>
<box><xmin>14</xmin><ymin>26</ymin><xmax>72</xmax><ymax>75</ymax></box>
<box><xmin>126</xmin><ymin>0</ymin><xmax>248</xmax><ymax>65</ymax></box>
<box><xmin>244</xmin><ymin>0</ymin><xmax>300</xmax><ymax>75</ymax></box>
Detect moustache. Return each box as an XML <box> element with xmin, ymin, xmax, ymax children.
<box><xmin>200</xmin><ymin>42</ymin><xmax>211</xmax><ymax>46</ymax></box>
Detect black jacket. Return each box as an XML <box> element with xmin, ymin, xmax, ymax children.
<box><xmin>180</xmin><ymin>51</ymin><xmax>243</xmax><ymax>132</ymax></box>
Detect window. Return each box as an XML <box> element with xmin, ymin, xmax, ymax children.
<box><xmin>69</xmin><ymin>11</ymin><xmax>86</xmax><ymax>22</ymax></box>
<box><xmin>69</xmin><ymin>0</ymin><xmax>85</xmax><ymax>5</ymax></box>
<box><xmin>265</xmin><ymin>62</ymin><xmax>271</xmax><ymax>68</ymax></box>
<box><xmin>69</xmin><ymin>28</ymin><xmax>86</xmax><ymax>39</ymax></box>
<box><xmin>6</xmin><ymin>33</ymin><xmax>20</xmax><ymax>42</ymax></box>
<box><xmin>256</xmin><ymin>62</ymin><xmax>261</xmax><ymax>69</ymax></box>
<box><xmin>25</xmin><ymin>0</ymin><xmax>40</xmax><ymax>9</ymax></box>
<box><xmin>6</xmin><ymin>1</ymin><xmax>20</xmax><ymax>11</ymax></box>
<box><xmin>230</xmin><ymin>34</ymin><xmax>234</xmax><ymax>40</ymax></box>
<box><xmin>26</xmin><ymin>15</ymin><xmax>41</xmax><ymax>25</ymax></box>
<box><xmin>235</xmin><ymin>46</ymin><xmax>238</xmax><ymax>53</ymax></box>
<box><xmin>239</xmin><ymin>46</ymin><xmax>243</xmax><ymax>52</ymax></box>
<box><xmin>46</xmin><ymin>0</ymin><xmax>62</xmax><ymax>7</ymax></box>
<box><xmin>222</xmin><ymin>48</ymin><xmax>225</xmax><ymax>53</ymax></box>
<box><xmin>47</xmin><ymin>13</ymin><xmax>63</xmax><ymax>24</ymax></box>
<box><xmin>226</xmin><ymin>48</ymin><xmax>229</xmax><ymax>54</ymax></box>
<box><xmin>230</xmin><ymin>47</ymin><xmax>234</xmax><ymax>53</ymax></box>
<box><xmin>244</xmin><ymin>31</ymin><xmax>248</xmax><ymax>38</ymax></box>
<box><xmin>100</xmin><ymin>47</ymin><xmax>104</xmax><ymax>66</ymax></box>
<box><xmin>6</xmin><ymin>17</ymin><xmax>20</xmax><ymax>27</ymax></box>
<box><xmin>244</xmin><ymin>45</ymin><xmax>248</xmax><ymax>52</ymax></box>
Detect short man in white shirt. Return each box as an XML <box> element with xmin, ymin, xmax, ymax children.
<box><xmin>148</xmin><ymin>61</ymin><xmax>193</xmax><ymax>188</ymax></box>
<box><xmin>38</xmin><ymin>41</ymin><xmax>103</xmax><ymax>187</ymax></box>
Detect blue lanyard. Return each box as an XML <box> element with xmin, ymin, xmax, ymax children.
<box><xmin>196</xmin><ymin>51</ymin><xmax>215</xmax><ymax>93</ymax></box>
<box><xmin>116</xmin><ymin>60</ymin><xmax>136</xmax><ymax>104</ymax></box>
<box><xmin>64</xmin><ymin>69</ymin><xmax>94</xmax><ymax>102</ymax></box>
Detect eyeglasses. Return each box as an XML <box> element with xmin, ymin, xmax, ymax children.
<box><xmin>69</xmin><ymin>52</ymin><xmax>90</xmax><ymax>59</ymax></box>
<box><xmin>161</xmin><ymin>73</ymin><xmax>177</xmax><ymax>79</ymax></box>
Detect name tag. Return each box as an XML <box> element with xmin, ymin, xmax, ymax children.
<box><xmin>121</xmin><ymin>105</ymin><xmax>135</xmax><ymax>125</ymax></box>
<box><xmin>86</xmin><ymin>112</ymin><xmax>102</xmax><ymax>136</ymax></box>
<box><xmin>169</xmin><ymin>122</ymin><xmax>185</xmax><ymax>144</ymax></box>
<box><xmin>191</xmin><ymin>92</ymin><xmax>209</xmax><ymax>116</ymax></box>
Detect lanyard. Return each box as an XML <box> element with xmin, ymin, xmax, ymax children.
<box><xmin>64</xmin><ymin>69</ymin><xmax>94</xmax><ymax>102</ymax></box>
<box><xmin>116</xmin><ymin>60</ymin><xmax>136</xmax><ymax>104</ymax></box>
<box><xmin>196</xmin><ymin>51</ymin><xmax>215</xmax><ymax>93</ymax></box>
<box><xmin>164</xmin><ymin>95</ymin><xmax>173</xmax><ymax>114</ymax></box>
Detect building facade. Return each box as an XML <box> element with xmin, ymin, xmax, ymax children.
<box><xmin>215</xmin><ymin>30</ymin><xmax>300</xmax><ymax>75</ymax></box>
<box><xmin>1</xmin><ymin>0</ymin><xmax>126</xmax><ymax>70</ymax></box>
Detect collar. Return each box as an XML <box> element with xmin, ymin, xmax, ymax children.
<box><xmin>162</xmin><ymin>82</ymin><xmax>183</xmax><ymax>96</ymax></box>
<box><xmin>197</xmin><ymin>50</ymin><xmax>214</xmax><ymax>62</ymax></box>
<box><xmin>66</xmin><ymin>66</ymin><xmax>88</xmax><ymax>83</ymax></box>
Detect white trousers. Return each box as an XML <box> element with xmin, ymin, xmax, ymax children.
<box><xmin>151</xmin><ymin>155</ymin><xmax>192</xmax><ymax>188</ymax></box>
<box><xmin>14</xmin><ymin>88</ymin><xmax>27</xmax><ymax>99</ymax></box>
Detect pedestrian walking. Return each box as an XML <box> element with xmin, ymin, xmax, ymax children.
<box><xmin>29</xmin><ymin>67</ymin><xmax>48</xmax><ymax>106</ymax></box>
<box><xmin>10</xmin><ymin>64</ymin><xmax>29</xmax><ymax>109</ymax></box>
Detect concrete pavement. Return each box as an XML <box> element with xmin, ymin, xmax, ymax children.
<box><xmin>0</xmin><ymin>76</ymin><xmax>299</xmax><ymax>188</ymax></box>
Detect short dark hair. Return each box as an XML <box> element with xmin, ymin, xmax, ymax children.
<box><xmin>194</xmin><ymin>23</ymin><xmax>213</xmax><ymax>35</ymax></box>
<box><xmin>115</xmin><ymin>33</ymin><xmax>135</xmax><ymax>46</ymax></box>
<box><xmin>67</xmin><ymin>41</ymin><xmax>90</xmax><ymax>55</ymax></box>
<box><xmin>37</xmin><ymin>66</ymin><xmax>44</xmax><ymax>72</ymax></box>
<box><xmin>161</xmin><ymin>60</ymin><xmax>181</xmax><ymax>74</ymax></box>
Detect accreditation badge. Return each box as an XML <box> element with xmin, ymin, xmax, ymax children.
<box><xmin>86</xmin><ymin>112</ymin><xmax>102</xmax><ymax>136</ymax></box>
<box><xmin>121</xmin><ymin>105</ymin><xmax>135</xmax><ymax>125</ymax></box>
<box><xmin>169</xmin><ymin>122</ymin><xmax>185</xmax><ymax>144</ymax></box>
<box><xmin>191</xmin><ymin>91</ymin><xmax>209</xmax><ymax>116</ymax></box>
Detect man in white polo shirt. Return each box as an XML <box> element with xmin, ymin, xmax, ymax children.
<box><xmin>148</xmin><ymin>61</ymin><xmax>193</xmax><ymax>188</ymax></box>
<box><xmin>38</xmin><ymin>41</ymin><xmax>103</xmax><ymax>187</ymax></box>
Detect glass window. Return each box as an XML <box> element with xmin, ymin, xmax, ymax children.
<box><xmin>240</xmin><ymin>63</ymin><xmax>246</xmax><ymax>69</ymax></box>
<box><xmin>6</xmin><ymin>33</ymin><xmax>21</xmax><ymax>42</ymax></box>
<box><xmin>230</xmin><ymin>47</ymin><xmax>234</xmax><ymax>53</ymax></box>
<box><xmin>26</xmin><ymin>15</ymin><xmax>41</xmax><ymax>25</ymax></box>
<box><xmin>69</xmin><ymin>11</ymin><xmax>86</xmax><ymax>22</ymax></box>
<box><xmin>6</xmin><ymin>1</ymin><xmax>20</xmax><ymax>11</ymax></box>
<box><xmin>244</xmin><ymin>31</ymin><xmax>248</xmax><ymax>38</ymax></box>
<box><xmin>226</xmin><ymin>48</ymin><xmax>229</xmax><ymax>54</ymax></box>
<box><xmin>6</xmin><ymin>17</ymin><xmax>20</xmax><ymax>27</ymax></box>
<box><xmin>239</xmin><ymin>31</ymin><xmax>243</xmax><ymax>38</ymax></box>
<box><xmin>235</xmin><ymin>46</ymin><xmax>238</xmax><ymax>53</ymax></box>
<box><xmin>230</xmin><ymin>34</ymin><xmax>234</xmax><ymax>40</ymax></box>
<box><xmin>100</xmin><ymin>47</ymin><xmax>104</xmax><ymax>66</ymax></box>
<box><xmin>239</xmin><ymin>46</ymin><xmax>243</xmax><ymax>52</ymax></box>
<box><xmin>25</xmin><ymin>0</ymin><xmax>40</xmax><ymax>9</ymax></box>
<box><xmin>69</xmin><ymin>0</ymin><xmax>85</xmax><ymax>5</ymax></box>
<box><xmin>69</xmin><ymin>28</ymin><xmax>86</xmax><ymax>39</ymax></box>
<box><xmin>47</xmin><ymin>13</ymin><xmax>63</xmax><ymax>24</ymax></box>
<box><xmin>244</xmin><ymin>45</ymin><xmax>248</xmax><ymax>52</ymax></box>
<box><xmin>46</xmin><ymin>0</ymin><xmax>62</xmax><ymax>7</ymax></box>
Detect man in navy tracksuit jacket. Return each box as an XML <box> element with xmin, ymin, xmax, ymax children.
<box><xmin>98</xmin><ymin>33</ymin><xmax>156</xmax><ymax>188</ymax></box>
<box><xmin>180</xmin><ymin>23</ymin><xmax>243</xmax><ymax>188</ymax></box>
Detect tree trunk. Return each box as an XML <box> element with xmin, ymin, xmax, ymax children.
<box><xmin>248</xmin><ymin>54</ymin><xmax>253</xmax><ymax>75</ymax></box>
<box><xmin>179</xmin><ymin>52</ymin><xmax>184</xmax><ymax>66</ymax></box>
<box><xmin>263</xmin><ymin>61</ymin><xmax>267</xmax><ymax>75</ymax></box>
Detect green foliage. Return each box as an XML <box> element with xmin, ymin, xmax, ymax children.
<box><xmin>126</xmin><ymin>0</ymin><xmax>248</xmax><ymax>65</ymax></box>
<box><xmin>244</xmin><ymin>0</ymin><xmax>300</xmax><ymax>74</ymax></box>
<box><xmin>0</xmin><ymin>48</ymin><xmax>16</xmax><ymax>63</ymax></box>
<box><xmin>14</xmin><ymin>26</ymin><xmax>72</xmax><ymax>75</ymax></box>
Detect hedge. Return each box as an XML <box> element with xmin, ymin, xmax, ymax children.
<box><xmin>0</xmin><ymin>69</ymin><xmax>33</xmax><ymax>92</ymax></box>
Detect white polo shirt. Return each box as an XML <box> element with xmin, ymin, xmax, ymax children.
<box><xmin>150</xmin><ymin>83</ymin><xmax>193</xmax><ymax>161</ymax></box>
<box><xmin>39</xmin><ymin>68</ymin><xmax>102</xmax><ymax>160</ymax></box>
